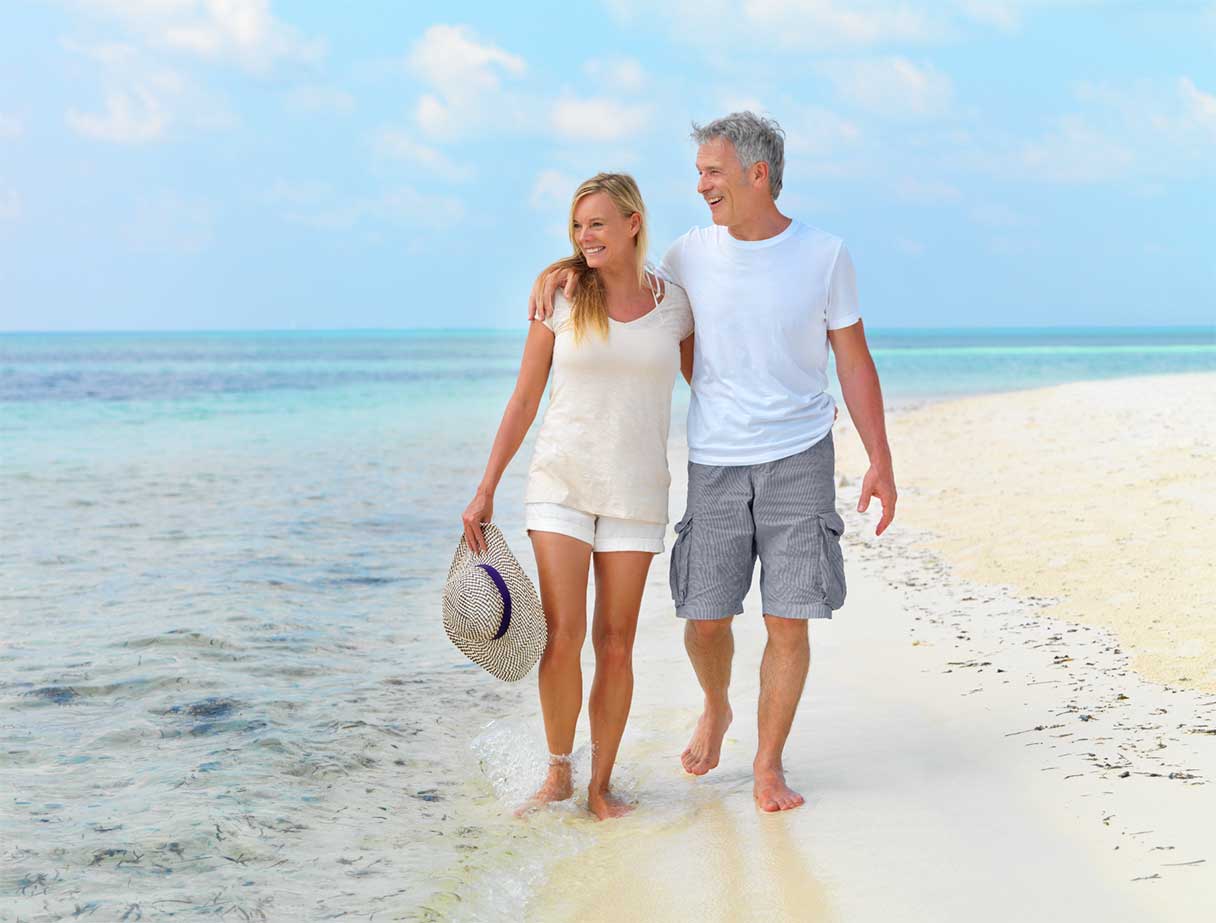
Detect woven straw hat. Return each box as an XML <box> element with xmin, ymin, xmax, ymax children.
<box><xmin>443</xmin><ymin>523</ymin><xmax>547</xmax><ymax>682</ymax></box>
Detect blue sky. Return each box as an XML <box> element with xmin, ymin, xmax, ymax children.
<box><xmin>1</xmin><ymin>0</ymin><xmax>1213</xmax><ymax>331</ymax></box>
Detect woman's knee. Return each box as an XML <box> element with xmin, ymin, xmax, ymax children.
<box><xmin>544</xmin><ymin>621</ymin><xmax>586</xmax><ymax>661</ymax></box>
<box><xmin>592</xmin><ymin>629</ymin><xmax>634</xmax><ymax>671</ymax></box>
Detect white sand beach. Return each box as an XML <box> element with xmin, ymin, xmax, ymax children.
<box><xmin>518</xmin><ymin>373</ymin><xmax>1216</xmax><ymax>922</ymax></box>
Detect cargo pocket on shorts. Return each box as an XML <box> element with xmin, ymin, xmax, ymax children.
<box><xmin>817</xmin><ymin>511</ymin><xmax>847</xmax><ymax>610</ymax></box>
<box><xmin>669</xmin><ymin>513</ymin><xmax>693</xmax><ymax>606</ymax></box>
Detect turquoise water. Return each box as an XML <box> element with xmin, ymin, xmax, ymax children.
<box><xmin>1</xmin><ymin>326</ymin><xmax>1213</xmax><ymax>919</ymax></box>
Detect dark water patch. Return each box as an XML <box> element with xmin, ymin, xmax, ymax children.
<box><xmin>20</xmin><ymin>676</ymin><xmax>188</xmax><ymax>703</ymax></box>
<box><xmin>324</xmin><ymin>574</ymin><xmax>401</xmax><ymax>587</ymax></box>
<box><xmin>319</xmin><ymin>718</ymin><xmax>415</xmax><ymax>739</ymax></box>
<box><xmin>121</xmin><ymin>630</ymin><xmax>239</xmax><ymax>651</ymax></box>
<box><xmin>15</xmin><ymin>870</ymin><xmax>62</xmax><ymax>897</ymax></box>
<box><xmin>0</xmin><ymin>749</ymin><xmax>38</xmax><ymax>768</ymax></box>
<box><xmin>178</xmin><ymin>718</ymin><xmax>268</xmax><ymax>738</ymax></box>
<box><xmin>165</xmin><ymin>697</ymin><xmax>240</xmax><ymax>721</ymax></box>
<box><xmin>22</xmin><ymin>685</ymin><xmax>80</xmax><ymax>705</ymax></box>
<box><xmin>0</xmin><ymin>364</ymin><xmax>518</xmax><ymax>404</ymax></box>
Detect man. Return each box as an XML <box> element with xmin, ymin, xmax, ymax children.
<box><xmin>530</xmin><ymin>111</ymin><xmax>896</xmax><ymax>812</ymax></box>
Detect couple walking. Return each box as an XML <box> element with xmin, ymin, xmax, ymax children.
<box><xmin>462</xmin><ymin>111</ymin><xmax>896</xmax><ymax>820</ymax></box>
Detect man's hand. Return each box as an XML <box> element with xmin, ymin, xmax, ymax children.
<box><xmin>527</xmin><ymin>267</ymin><xmax>578</xmax><ymax>321</ymax></box>
<box><xmin>857</xmin><ymin>463</ymin><xmax>896</xmax><ymax>536</ymax></box>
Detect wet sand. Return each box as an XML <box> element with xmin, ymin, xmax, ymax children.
<box><xmin>522</xmin><ymin>373</ymin><xmax>1216</xmax><ymax>921</ymax></box>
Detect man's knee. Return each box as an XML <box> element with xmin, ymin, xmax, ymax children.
<box><xmin>686</xmin><ymin>617</ymin><xmax>733</xmax><ymax>640</ymax></box>
<box><xmin>762</xmin><ymin>614</ymin><xmax>808</xmax><ymax>645</ymax></box>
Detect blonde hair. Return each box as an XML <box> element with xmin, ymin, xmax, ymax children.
<box><xmin>546</xmin><ymin>173</ymin><xmax>649</xmax><ymax>343</ymax></box>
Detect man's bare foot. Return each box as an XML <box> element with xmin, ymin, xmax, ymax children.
<box><xmin>587</xmin><ymin>787</ymin><xmax>634</xmax><ymax>821</ymax></box>
<box><xmin>514</xmin><ymin>761</ymin><xmax>573</xmax><ymax>817</ymax></box>
<box><xmin>753</xmin><ymin>763</ymin><xmax>804</xmax><ymax>813</ymax></box>
<box><xmin>680</xmin><ymin>702</ymin><xmax>732</xmax><ymax>775</ymax></box>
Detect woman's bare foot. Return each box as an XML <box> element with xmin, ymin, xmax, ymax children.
<box><xmin>514</xmin><ymin>760</ymin><xmax>574</xmax><ymax>817</ymax></box>
<box><xmin>753</xmin><ymin>762</ymin><xmax>804</xmax><ymax>813</ymax></box>
<box><xmin>680</xmin><ymin>702</ymin><xmax>732</xmax><ymax>775</ymax></box>
<box><xmin>587</xmin><ymin>787</ymin><xmax>635</xmax><ymax>821</ymax></box>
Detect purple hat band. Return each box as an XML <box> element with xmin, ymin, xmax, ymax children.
<box><xmin>476</xmin><ymin>563</ymin><xmax>512</xmax><ymax>640</ymax></box>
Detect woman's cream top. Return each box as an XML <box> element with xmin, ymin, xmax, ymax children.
<box><xmin>525</xmin><ymin>281</ymin><xmax>694</xmax><ymax>524</ymax></box>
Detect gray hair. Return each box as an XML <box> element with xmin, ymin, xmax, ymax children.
<box><xmin>690</xmin><ymin>111</ymin><xmax>786</xmax><ymax>200</ymax></box>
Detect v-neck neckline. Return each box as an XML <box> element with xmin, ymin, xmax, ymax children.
<box><xmin>608</xmin><ymin>272</ymin><xmax>665</xmax><ymax>326</ymax></box>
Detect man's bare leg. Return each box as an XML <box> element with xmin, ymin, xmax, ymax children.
<box><xmin>516</xmin><ymin>530</ymin><xmax>591</xmax><ymax>816</ymax></box>
<box><xmin>586</xmin><ymin>550</ymin><xmax>652</xmax><ymax>820</ymax></box>
<box><xmin>681</xmin><ymin>617</ymin><xmax>734</xmax><ymax>775</ymax></box>
<box><xmin>754</xmin><ymin>614</ymin><xmax>810</xmax><ymax>812</ymax></box>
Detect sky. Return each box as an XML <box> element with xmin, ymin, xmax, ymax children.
<box><xmin>0</xmin><ymin>0</ymin><xmax>1213</xmax><ymax>331</ymax></box>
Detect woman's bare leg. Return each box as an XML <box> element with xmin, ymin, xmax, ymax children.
<box><xmin>516</xmin><ymin>530</ymin><xmax>591</xmax><ymax>814</ymax></box>
<box><xmin>587</xmin><ymin>550</ymin><xmax>653</xmax><ymax>820</ymax></box>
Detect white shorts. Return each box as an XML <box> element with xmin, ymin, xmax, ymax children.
<box><xmin>525</xmin><ymin>502</ymin><xmax>665</xmax><ymax>553</ymax></box>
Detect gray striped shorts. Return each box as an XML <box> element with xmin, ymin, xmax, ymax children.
<box><xmin>669</xmin><ymin>433</ymin><xmax>846</xmax><ymax>621</ymax></box>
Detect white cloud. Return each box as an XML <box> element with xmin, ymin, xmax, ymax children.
<box><xmin>266</xmin><ymin>179</ymin><xmax>465</xmax><ymax>233</ymax></box>
<box><xmin>605</xmin><ymin>0</ymin><xmax>1131</xmax><ymax>56</ymax></box>
<box><xmin>1180</xmin><ymin>77</ymin><xmax>1216</xmax><ymax>135</ymax></box>
<box><xmin>894</xmin><ymin>178</ymin><xmax>962</xmax><ymax>203</ymax></box>
<box><xmin>744</xmin><ymin>0</ymin><xmax>942</xmax><ymax>48</ymax></box>
<box><xmin>406</xmin><ymin>25</ymin><xmax>528</xmax><ymax>141</ymax></box>
<box><xmin>950</xmin><ymin>0</ymin><xmax>1122</xmax><ymax>34</ymax></box>
<box><xmin>1014</xmin><ymin>115</ymin><xmax>1136</xmax><ymax>182</ymax></box>
<box><xmin>823</xmin><ymin>57</ymin><xmax>955</xmax><ymax>118</ymax></box>
<box><xmin>67</xmin><ymin>87</ymin><xmax>168</xmax><ymax>143</ymax></box>
<box><xmin>782</xmin><ymin>103</ymin><xmax>862</xmax><ymax>156</ymax></box>
<box><xmin>409</xmin><ymin>24</ymin><xmax>525</xmax><ymax>95</ymax></box>
<box><xmin>530</xmin><ymin>169</ymin><xmax>578</xmax><ymax>211</ymax></box>
<box><xmin>0</xmin><ymin>114</ymin><xmax>23</xmax><ymax>139</ymax></box>
<box><xmin>995</xmin><ymin>77</ymin><xmax>1216</xmax><ymax>183</ymax></box>
<box><xmin>551</xmin><ymin>96</ymin><xmax>652</xmax><ymax>142</ymax></box>
<box><xmin>952</xmin><ymin>0</ymin><xmax>1021</xmax><ymax>31</ymax></box>
<box><xmin>63</xmin><ymin>39</ymin><xmax>235</xmax><ymax>143</ymax></box>
<box><xmin>415</xmin><ymin>94</ymin><xmax>453</xmax><ymax>137</ymax></box>
<box><xmin>378</xmin><ymin>186</ymin><xmax>466</xmax><ymax>230</ymax></box>
<box><xmin>374</xmin><ymin>129</ymin><xmax>473</xmax><ymax>181</ymax></box>
<box><xmin>584</xmin><ymin>57</ymin><xmax>647</xmax><ymax>93</ymax></box>
<box><xmin>285</xmin><ymin>85</ymin><xmax>355</xmax><ymax>115</ymax></box>
<box><xmin>75</xmin><ymin>0</ymin><xmax>324</xmax><ymax>71</ymax></box>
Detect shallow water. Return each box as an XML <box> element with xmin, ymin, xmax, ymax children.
<box><xmin>1</xmin><ymin>327</ymin><xmax>1212</xmax><ymax>919</ymax></box>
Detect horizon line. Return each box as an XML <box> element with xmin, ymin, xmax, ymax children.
<box><xmin>2</xmin><ymin>323</ymin><xmax>1213</xmax><ymax>336</ymax></box>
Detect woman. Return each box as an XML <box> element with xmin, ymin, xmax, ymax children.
<box><xmin>462</xmin><ymin>173</ymin><xmax>693</xmax><ymax>820</ymax></box>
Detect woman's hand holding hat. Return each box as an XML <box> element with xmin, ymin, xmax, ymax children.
<box><xmin>461</xmin><ymin>491</ymin><xmax>493</xmax><ymax>556</ymax></box>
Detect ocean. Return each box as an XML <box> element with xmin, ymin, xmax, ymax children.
<box><xmin>2</xmin><ymin>327</ymin><xmax>1213</xmax><ymax>920</ymax></box>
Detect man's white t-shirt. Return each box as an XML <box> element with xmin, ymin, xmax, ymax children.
<box><xmin>660</xmin><ymin>219</ymin><xmax>861</xmax><ymax>466</ymax></box>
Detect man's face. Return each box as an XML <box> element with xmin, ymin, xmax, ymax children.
<box><xmin>695</xmin><ymin>137</ymin><xmax>758</xmax><ymax>227</ymax></box>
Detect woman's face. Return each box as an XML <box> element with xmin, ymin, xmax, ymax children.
<box><xmin>571</xmin><ymin>192</ymin><xmax>638</xmax><ymax>271</ymax></box>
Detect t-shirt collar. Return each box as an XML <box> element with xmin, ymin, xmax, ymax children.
<box><xmin>719</xmin><ymin>218</ymin><xmax>801</xmax><ymax>250</ymax></box>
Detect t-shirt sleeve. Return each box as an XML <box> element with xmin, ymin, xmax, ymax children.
<box><xmin>541</xmin><ymin>294</ymin><xmax>568</xmax><ymax>333</ymax></box>
<box><xmin>826</xmin><ymin>242</ymin><xmax>861</xmax><ymax>330</ymax></box>
<box><xmin>657</xmin><ymin>231</ymin><xmax>691</xmax><ymax>288</ymax></box>
<box><xmin>668</xmin><ymin>284</ymin><xmax>694</xmax><ymax>340</ymax></box>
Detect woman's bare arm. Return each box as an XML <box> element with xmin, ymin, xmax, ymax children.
<box><xmin>461</xmin><ymin>321</ymin><xmax>555</xmax><ymax>553</ymax></box>
<box><xmin>680</xmin><ymin>333</ymin><xmax>694</xmax><ymax>386</ymax></box>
